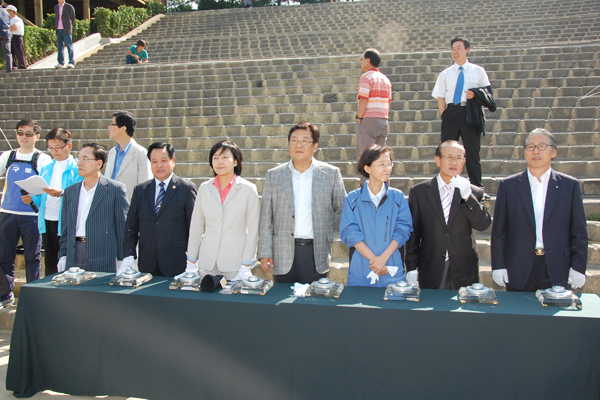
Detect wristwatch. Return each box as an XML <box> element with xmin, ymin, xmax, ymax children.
<box><xmin>355</xmin><ymin>115</ymin><xmax>362</xmax><ymax>120</ymax></box>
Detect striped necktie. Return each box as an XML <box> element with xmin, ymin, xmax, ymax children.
<box><xmin>155</xmin><ymin>182</ymin><xmax>165</xmax><ymax>214</ymax></box>
<box><xmin>453</xmin><ymin>66</ymin><xmax>464</xmax><ymax>105</ymax></box>
<box><xmin>442</xmin><ymin>184</ymin><xmax>452</xmax><ymax>224</ymax></box>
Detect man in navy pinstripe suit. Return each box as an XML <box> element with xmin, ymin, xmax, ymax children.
<box><xmin>491</xmin><ymin>129</ymin><xmax>588</xmax><ymax>291</ymax></box>
<box><xmin>121</xmin><ymin>143</ymin><xmax>197</xmax><ymax>277</ymax></box>
<box><xmin>57</xmin><ymin>144</ymin><xmax>129</xmax><ymax>273</ymax></box>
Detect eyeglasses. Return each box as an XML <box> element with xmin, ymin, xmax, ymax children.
<box><xmin>17</xmin><ymin>131</ymin><xmax>36</xmax><ymax>137</ymax></box>
<box><xmin>441</xmin><ymin>155</ymin><xmax>465</xmax><ymax>163</ymax></box>
<box><xmin>47</xmin><ymin>143</ymin><xmax>68</xmax><ymax>152</ymax></box>
<box><xmin>77</xmin><ymin>157</ymin><xmax>97</xmax><ymax>163</ymax></box>
<box><xmin>289</xmin><ymin>139</ymin><xmax>314</xmax><ymax>147</ymax></box>
<box><xmin>524</xmin><ymin>143</ymin><xmax>553</xmax><ymax>152</ymax></box>
<box><xmin>371</xmin><ymin>162</ymin><xmax>394</xmax><ymax>169</ymax></box>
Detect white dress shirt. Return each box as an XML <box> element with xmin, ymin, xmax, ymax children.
<box><xmin>528</xmin><ymin>167</ymin><xmax>552</xmax><ymax>249</ymax></box>
<box><xmin>75</xmin><ymin>181</ymin><xmax>98</xmax><ymax>237</ymax></box>
<box><xmin>288</xmin><ymin>159</ymin><xmax>315</xmax><ymax>239</ymax></box>
<box><xmin>154</xmin><ymin>173</ymin><xmax>173</xmax><ymax>203</ymax></box>
<box><xmin>437</xmin><ymin>174</ymin><xmax>454</xmax><ymax>260</ymax></box>
<box><xmin>44</xmin><ymin>159</ymin><xmax>69</xmax><ymax>221</ymax></box>
<box><xmin>432</xmin><ymin>60</ymin><xmax>491</xmax><ymax>104</ymax></box>
<box><xmin>366</xmin><ymin>180</ymin><xmax>386</xmax><ymax>208</ymax></box>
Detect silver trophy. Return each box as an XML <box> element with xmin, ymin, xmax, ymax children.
<box><xmin>384</xmin><ymin>280</ymin><xmax>420</xmax><ymax>302</ymax></box>
<box><xmin>169</xmin><ymin>272</ymin><xmax>202</xmax><ymax>291</ymax></box>
<box><xmin>306</xmin><ymin>277</ymin><xmax>344</xmax><ymax>298</ymax></box>
<box><xmin>109</xmin><ymin>267</ymin><xmax>153</xmax><ymax>288</ymax></box>
<box><xmin>237</xmin><ymin>275</ymin><xmax>274</xmax><ymax>295</ymax></box>
<box><xmin>52</xmin><ymin>267</ymin><xmax>97</xmax><ymax>285</ymax></box>
<box><xmin>536</xmin><ymin>286</ymin><xmax>582</xmax><ymax>309</ymax></box>
<box><xmin>458</xmin><ymin>283</ymin><xmax>498</xmax><ymax>305</ymax></box>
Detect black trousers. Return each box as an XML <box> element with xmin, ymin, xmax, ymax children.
<box><xmin>441</xmin><ymin>105</ymin><xmax>483</xmax><ymax>188</ymax></box>
<box><xmin>274</xmin><ymin>243</ymin><xmax>327</xmax><ymax>284</ymax></box>
<box><xmin>507</xmin><ymin>254</ymin><xmax>554</xmax><ymax>292</ymax></box>
<box><xmin>42</xmin><ymin>220</ymin><xmax>60</xmax><ymax>276</ymax></box>
<box><xmin>10</xmin><ymin>35</ymin><xmax>26</xmax><ymax>69</ymax></box>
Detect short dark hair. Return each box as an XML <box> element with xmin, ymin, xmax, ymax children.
<box><xmin>451</xmin><ymin>37</ymin><xmax>470</xmax><ymax>50</ymax></box>
<box><xmin>16</xmin><ymin>119</ymin><xmax>41</xmax><ymax>136</ymax></box>
<box><xmin>112</xmin><ymin>110</ymin><xmax>136</xmax><ymax>137</ymax></box>
<box><xmin>288</xmin><ymin>122</ymin><xmax>320</xmax><ymax>144</ymax></box>
<box><xmin>357</xmin><ymin>145</ymin><xmax>392</xmax><ymax>178</ymax></box>
<box><xmin>363</xmin><ymin>48</ymin><xmax>382</xmax><ymax>68</ymax></box>
<box><xmin>524</xmin><ymin>128</ymin><xmax>557</xmax><ymax>149</ymax></box>
<box><xmin>136</xmin><ymin>39</ymin><xmax>146</xmax><ymax>47</ymax></box>
<box><xmin>45</xmin><ymin>127</ymin><xmax>72</xmax><ymax>144</ymax></box>
<box><xmin>209</xmin><ymin>140</ymin><xmax>243</xmax><ymax>176</ymax></box>
<box><xmin>147</xmin><ymin>142</ymin><xmax>175</xmax><ymax>160</ymax></box>
<box><xmin>81</xmin><ymin>143</ymin><xmax>107</xmax><ymax>168</ymax></box>
<box><xmin>435</xmin><ymin>140</ymin><xmax>464</xmax><ymax>158</ymax></box>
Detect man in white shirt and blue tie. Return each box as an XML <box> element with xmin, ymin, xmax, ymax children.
<box><xmin>432</xmin><ymin>37</ymin><xmax>491</xmax><ymax>189</ymax></box>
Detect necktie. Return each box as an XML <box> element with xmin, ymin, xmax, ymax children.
<box><xmin>442</xmin><ymin>184</ymin><xmax>452</xmax><ymax>224</ymax></box>
<box><xmin>155</xmin><ymin>182</ymin><xmax>165</xmax><ymax>214</ymax></box>
<box><xmin>453</xmin><ymin>66</ymin><xmax>464</xmax><ymax>105</ymax></box>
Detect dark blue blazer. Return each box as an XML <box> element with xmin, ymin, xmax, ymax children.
<box><xmin>491</xmin><ymin>170</ymin><xmax>588</xmax><ymax>290</ymax></box>
<box><xmin>123</xmin><ymin>174</ymin><xmax>197</xmax><ymax>276</ymax></box>
<box><xmin>59</xmin><ymin>176</ymin><xmax>129</xmax><ymax>272</ymax></box>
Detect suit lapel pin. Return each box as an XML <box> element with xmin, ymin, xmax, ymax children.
<box><xmin>235</xmin><ymin>188</ymin><xmax>238</xmax><ymax>191</ymax></box>
<box><xmin>172</xmin><ymin>186</ymin><xmax>176</xmax><ymax>189</ymax></box>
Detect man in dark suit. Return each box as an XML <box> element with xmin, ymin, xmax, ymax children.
<box><xmin>121</xmin><ymin>143</ymin><xmax>197</xmax><ymax>277</ymax></box>
<box><xmin>57</xmin><ymin>144</ymin><xmax>129</xmax><ymax>273</ymax></box>
<box><xmin>491</xmin><ymin>128</ymin><xmax>588</xmax><ymax>291</ymax></box>
<box><xmin>405</xmin><ymin>140</ymin><xmax>491</xmax><ymax>289</ymax></box>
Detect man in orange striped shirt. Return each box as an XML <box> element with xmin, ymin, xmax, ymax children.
<box><xmin>355</xmin><ymin>48</ymin><xmax>392</xmax><ymax>184</ymax></box>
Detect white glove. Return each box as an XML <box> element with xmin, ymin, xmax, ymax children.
<box><xmin>117</xmin><ymin>256</ymin><xmax>136</xmax><ymax>276</ymax></box>
<box><xmin>406</xmin><ymin>270</ymin><xmax>419</xmax><ymax>286</ymax></box>
<box><xmin>450</xmin><ymin>175</ymin><xmax>472</xmax><ymax>200</ymax></box>
<box><xmin>367</xmin><ymin>271</ymin><xmax>379</xmax><ymax>285</ymax></box>
<box><xmin>175</xmin><ymin>259</ymin><xmax>198</xmax><ymax>280</ymax></box>
<box><xmin>387</xmin><ymin>266</ymin><xmax>398</xmax><ymax>277</ymax></box>
<box><xmin>57</xmin><ymin>256</ymin><xmax>67</xmax><ymax>273</ymax></box>
<box><xmin>492</xmin><ymin>269</ymin><xmax>509</xmax><ymax>287</ymax></box>
<box><xmin>568</xmin><ymin>268</ymin><xmax>586</xmax><ymax>289</ymax></box>
<box><xmin>291</xmin><ymin>283</ymin><xmax>310</xmax><ymax>297</ymax></box>
<box><xmin>232</xmin><ymin>265</ymin><xmax>253</xmax><ymax>281</ymax></box>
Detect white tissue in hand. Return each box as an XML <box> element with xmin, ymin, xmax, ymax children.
<box><xmin>291</xmin><ymin>283</ymin><xmax>310</xmax><ymax>297</ymax></box>
<box><xmin>367</xmin><ymin>271</ymin><xmax>379</xmax><ymax>285</ymax></box>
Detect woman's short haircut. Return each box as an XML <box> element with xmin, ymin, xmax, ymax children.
<box><xmin>357</xmin><ymin>144</ymin><xmax>392</xmax><ymax>178</ymax></box>
<box><xmin>45</xmin><ymin>127</ymin><xmax>72</xmax><ymax>144</ymax></box>
<box><xmin>209</xmin><ymin>140</ymin><xmax>243</xmax><ymax>176</ymax></box>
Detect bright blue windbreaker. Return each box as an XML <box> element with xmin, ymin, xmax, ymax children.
<box><xmin>340</xmin><ymin>183</ymin><xmax>413</xmax><ymax>287</ymax></box>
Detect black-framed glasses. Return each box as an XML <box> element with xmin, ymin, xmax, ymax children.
<box><xmin>524</xmin><ymin>143</ymin><xmax>553</xmax><ymax>152</ymax></box>
<box><xmin>289</xmin><ymin>139</ymin><xmax>314</xmax><ymax>147</ymax></box>
<box><xmin>17</xmin><ymin>131</ymin><xmax>35</xmax><ymax>137</ymax></box>
<box><xmin>47</xmin><ymin>143</ymin><xmax>68</xmax><ymax>152</ymax></box>
<box><xmin>441</xmin><ymin>155</ymin><xmax>465</xmax><ymax>163</ymax></box>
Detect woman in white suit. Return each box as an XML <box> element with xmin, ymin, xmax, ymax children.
<box><xmin>184</xmin><ymin>140</ymin><xmax>260</xmax><ymax>280</ymax></box>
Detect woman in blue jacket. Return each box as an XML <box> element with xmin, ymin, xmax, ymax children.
<box><xmin>340</xmin><ymin>145</ymin><xmax>413</xmax><ymax>287</ymax></box>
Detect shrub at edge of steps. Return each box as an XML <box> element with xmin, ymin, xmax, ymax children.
<box><xmin>93</xmin><ymin>6</ymin><xmax>150</xmax><ymax>39</ymax></box>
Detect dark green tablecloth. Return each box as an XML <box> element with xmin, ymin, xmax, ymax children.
<box><xmin>6</xmin><ymin>274</ymin><xmax>600</xmax><ymax>399</ymax></box>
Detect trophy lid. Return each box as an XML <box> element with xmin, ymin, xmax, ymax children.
<box><xmin>313</xmin><ymin>277</ymin><xmax>336</xmax><ymax>289</ymax></box>
<box><xmin>243</xmin><ymin>275</ymin><xmax>264</xmax><ymax>288</ymax></box>
<box><xmin>121</xmin><ymin>268</ymin><xmax>142</xmax><ymax>279</ymax></box>
<box><xmin>466</xmin><ymin>283</ymin><xmax>491</xmax><ymax>295</ymax></box>
<box><xmin>391</xmin><ymin>280</ymin><xmax>415</xmax><ymax>293</ymax></box>
<box><xmin>64</xmin><ymin>267</ymin><xmax>85</xmax><ymax>278</ymax></box>
<box><xmin>543</xmin><ymin>286</ymin><xmax>573</xmax><ymax>299</ymax></box>
<box><xmin>179</xmin><ymin>272</ymin><xmax>200</xmax><ymax>284</ymax></box>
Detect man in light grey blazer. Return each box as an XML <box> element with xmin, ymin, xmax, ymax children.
<box><xmin>104</xmin><ymin>110</ymin><xmax>152</xmax><ymax>202</ymax></box>
<box><xmin>57</xmin><ymin>143</ymin><xmax>129</xmax><ymax>273</ymax></box>
<box><xmin>259</xmin><ymin>122</ymin><xmax>346</xmax><ymax>284</ymax></box>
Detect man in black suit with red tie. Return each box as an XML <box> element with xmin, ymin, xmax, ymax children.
<box><xmin>491</xmin><ymin>128</ymin><xmax>588</xmax><ymax>291</ymax></box>
<box><xmin>121</xmin><ymin>143</ymin><xmax>197</xmax><ymax>277</ymax></box>
<box><xmin>405</xmin><ymin>140</ymin><xmax>491</xmax><ymax>289</ymax></box>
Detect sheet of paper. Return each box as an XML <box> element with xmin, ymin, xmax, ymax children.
<box><xmin>14</xmin><ymin>176</ymin><xmax>49</xmax><ymax>195</ymax></box>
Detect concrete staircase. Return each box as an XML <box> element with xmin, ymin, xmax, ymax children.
<box><xmin>1</xmin><ymin>0</ymin><xmax>600</xmax><ymax>297</ymax></box>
